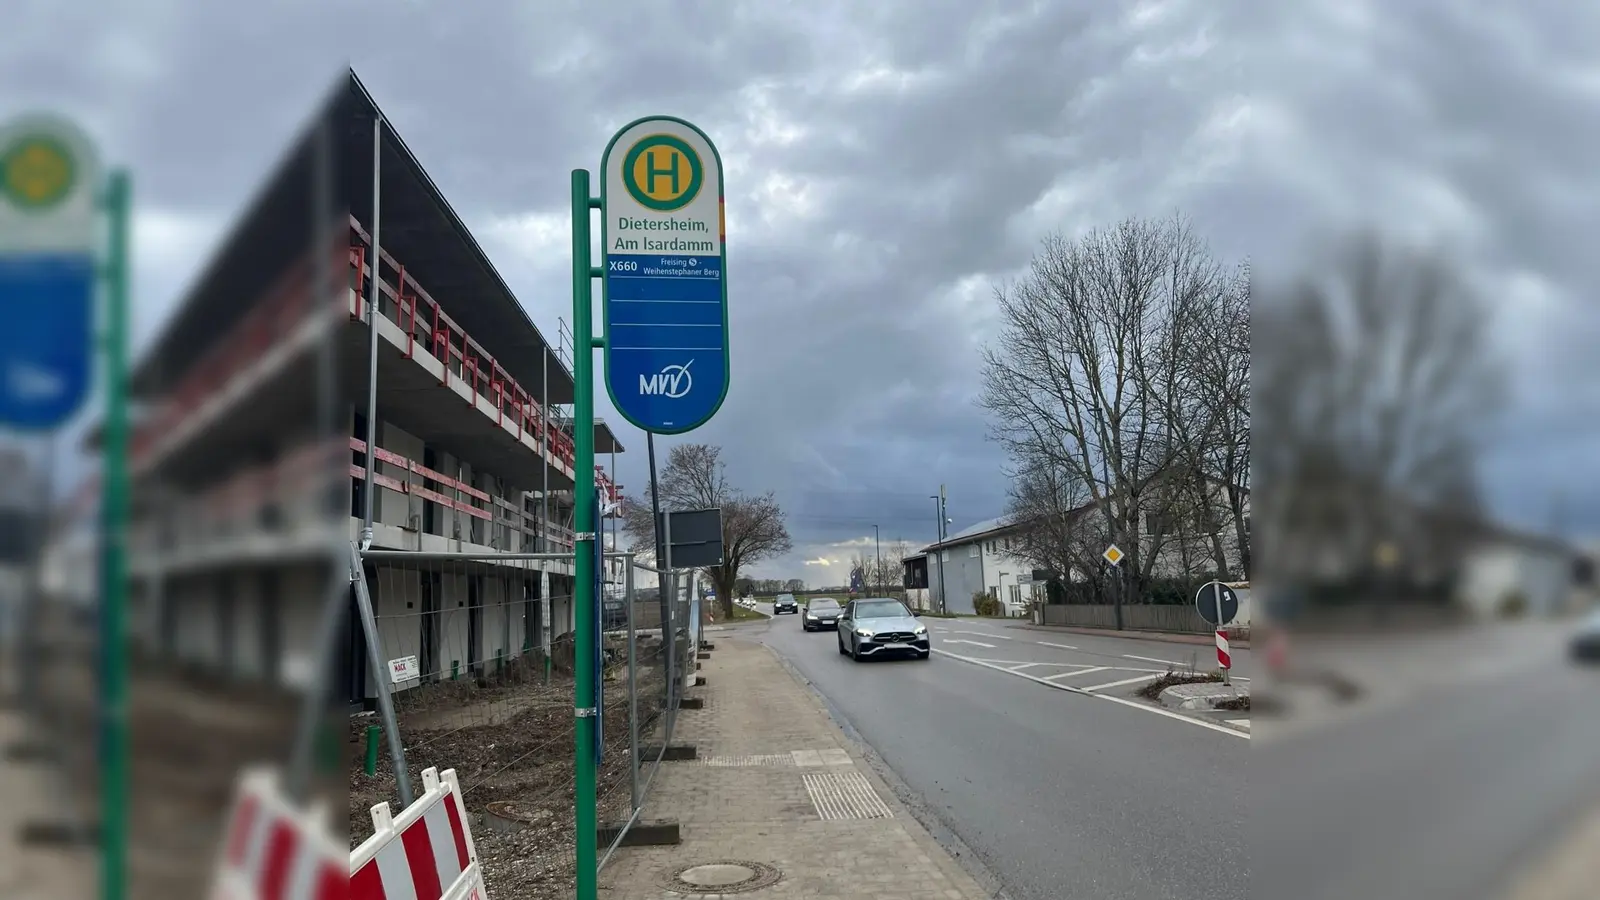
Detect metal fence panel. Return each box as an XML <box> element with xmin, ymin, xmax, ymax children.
<box><xmin>350</xmin><ymin>548</ymin><xmax>703</xmax><ymax>896</ymax></box>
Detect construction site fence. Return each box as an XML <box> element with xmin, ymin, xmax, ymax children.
<box><xmin>350</xmin><ymin>547</ymin><xmax>697</xmax><ymax>893</ymax></box>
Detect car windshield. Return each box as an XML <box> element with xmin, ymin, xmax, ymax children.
<box><xmin>855</xmin><ymin>600</ymin><xmax>911</xmax><ymax>619</ymax></box>
<box><xmin>809</xmin><ymin>599</ymin><xmax>839</xmax><ymax>611</ymax></box>
<box><xmin>777</xmin><ymin>595</ymin><xmax>795</xmax><ymax>602</ymax></box>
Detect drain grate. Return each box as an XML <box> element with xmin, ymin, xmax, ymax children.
<box><xmin>665</xmin><ymin>859</ymin><xmax>782</xmax><ymax>895</ymax></box>
<box><xmin>802</xmin><ymin>771</ymin><xmax>894</xmax><ymax>820</ymax></box>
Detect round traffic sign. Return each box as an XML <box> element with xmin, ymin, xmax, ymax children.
<box><xmin>1195</xmin><ymin>581</ymin><xmax>1239</xmax><ymax>627</ymax></box>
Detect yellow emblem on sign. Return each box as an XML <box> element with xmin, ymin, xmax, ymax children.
<box><xmin>621</xmin><ymin>134</ymin><xmax>704</xmax><ymax>211</ymax></box>
<box><xmin>2</xmin><ymin>136</ymin><xmax>76</xmax><ymax>209</ymax></box>
<box><xmin>1103</xmin><ymin>545</ymin><xmax>1124</xmax><ymax>566</ymax></box>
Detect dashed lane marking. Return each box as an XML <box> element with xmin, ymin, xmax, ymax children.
<box><xmin>1123</xmin><ymin>654</ymin><xmax>1186</xmax><ymax>667</ymax></box>
<box><xmin>932</xmin><ymin>649</ymin><xmax>1250</xmax><ymax>740</ymax></box>
<box><xmin>1083</xmin><ymin>673</ymin><xmax>1161</xmax><ymax>692</ymax></box>
<box><xmin>944</xmin><ymin>639</ymin><xmax>995</xmax><ymax>649</ymax></box>
<box><xmin>1045</xmin><ymin>666</ymin><xmax>1111</xmax><ymax>680</ymax></box>
<box><xmin>1037</xmin><ymin>641</ymin><xmax>1079</xmax><ymax>651</ymax></box>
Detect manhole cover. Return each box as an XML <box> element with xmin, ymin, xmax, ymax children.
<box><xmin>666</xmin><ymin>860</ymin><xmax>781</xmax><ymax>894</ymax></box>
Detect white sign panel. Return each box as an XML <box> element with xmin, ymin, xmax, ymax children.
<box><xmin>388</xmin><ymin>655</ymin><xmax>419</xmax><ymax>684</ymax></box>
<box><xmin>0</xmin><ymin>113</ymin><xmax>100</xmax><ymax>254</ymax></box>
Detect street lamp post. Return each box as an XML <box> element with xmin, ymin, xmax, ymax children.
<box><xmin>872</xmin><ymin>524</ymin><xmax>882</xmax><ymax>597</ymax></box>
<box><xmin>930</xmin><ymin>488</ymin><xmax>948</xmax><ymax>614</ymax></box>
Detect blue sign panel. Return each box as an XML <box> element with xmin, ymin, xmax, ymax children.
<box><xmin>601</xmin><ymin>117</ymin><xmax>729</xmax><ymax>435</ymax></box>
<box><xmin>0</xmin><ymin>255</ymin><xmax>94</xmax><ymax>428</ymax></box>
<box><xmin>0</xmin><ymin>115</ymin><xmax>101</xmax><ymax>431</ymax></box>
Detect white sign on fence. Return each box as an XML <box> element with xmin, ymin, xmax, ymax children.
<box><xmin>388</xmin><ymin>655</ymin><xmax>420</xmax><ymax>684</ymax></box>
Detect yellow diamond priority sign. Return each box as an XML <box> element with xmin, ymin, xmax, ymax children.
<box><xmin>1103</xmin><ymin>544</ymin><xmax>1124</xmax><ymax>566</ymax></box>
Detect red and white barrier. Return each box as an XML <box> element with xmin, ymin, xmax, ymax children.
<box><xmin>1216</xmin><ymin>628</ymin><xmax>1231</xmax><ymax>670</ymax></box>
<box><xmin>350</xmin><ymin>767</ymin><xmax>487</xmax><ymax>900</ymax></box>
<box><xmin>209</xmin><ymin>768</ymin><xmax>347</xmax><ymax>900</ymax></box>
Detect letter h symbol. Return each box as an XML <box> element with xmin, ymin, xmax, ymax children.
<box><xmin>646</xmin><ymin>148</ymin><xmax>680</xmax><ymax>195</ymax></box>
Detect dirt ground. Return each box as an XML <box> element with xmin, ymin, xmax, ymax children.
<box><xmin>349</xmin><ymin>657</ymin><xmax>669</xmax><ymax>900</ymax></box>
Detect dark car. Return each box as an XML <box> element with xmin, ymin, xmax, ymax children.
<box><xmin>837</xmin><ymin>598</ymin><xmax>930</xmax><ymax>661</ymax></box>
<box><xmin>774</xmin><ymin>594</ymin><xmax>799</xmax><ymax>614</ymax></box>
<box><xmin>1571</xmin><ymin>608</ymin><xmax>1600</xmax><ymax>663</ymax></box>
<box><xmin>802</xmin><ymin>597</ymin><xmax>843</xmax><ymax>631</ymax></box>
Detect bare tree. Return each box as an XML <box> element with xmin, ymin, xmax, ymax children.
<box><xmin>783</xmin><ymin>578</ymin><xmax>805</xmax><ymax>593</ymax></box>
<box><xmin>980</xmin><ymin>215</ymin><xmax>1234</xmax><ymax>622</ymax></box>
<box><xmin>621</xmin><ymin>443</ymin><xmax>793</xmax><ymax>618</ymax></box>
<box><xmin>1254</xmin><ymin>233</ymin><xmax>1502</xmax><ymax>603</ymax></box>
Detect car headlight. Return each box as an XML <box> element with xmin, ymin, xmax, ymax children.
<box><xmin>914</xmin><ymin>625</ymin><xmax>927</xmax><ymax>635</ymax></box>
<box><xmin>805</xmin><ymin>613</ymin><xmax>816</xmax><ymax>619</ymax></box>
<box><xmin>856</xmin><ymin>628</ymin><xmax>873</xmax><ymax>637</ymax></box>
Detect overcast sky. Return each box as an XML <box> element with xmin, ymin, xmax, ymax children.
<box><xmin>6</xmin><ymin>1</ymin><xmax>1597</xmax><ymax>579</ymax></box>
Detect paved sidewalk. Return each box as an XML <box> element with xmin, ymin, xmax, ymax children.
<box><xmin>598</xmin><ymin>637</ymin><xmax>991</xmax><ymax>900</ymax></box>
<box><xmin>0</xmin><ymin>710</ymin><xmax>97</xmax><ymax>900</ymax></box>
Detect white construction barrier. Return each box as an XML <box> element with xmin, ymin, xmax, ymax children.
<box><xmin>350</xmin><ymin>766</ymin><xmax>487</xmax><ymax>900</ymax></box>
<box><xmin>208</xmin><ymin>767</ymin><xmax>347</xmax><ymax>900</ymax></box>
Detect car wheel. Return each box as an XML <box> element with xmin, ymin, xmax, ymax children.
<box><xmin>849</xmin><ymin>638</ymin><xmax>862</xmax><ymax>662</ymax></box>
<box><xmin>837</xmin><ymin>635</ymin><xmax>847</xmax><ymax>655</ymax></box>
<box><xmin>917</xmin><ymin>650</ymin><xmax>931</xmax><ymax>660</ymax></box>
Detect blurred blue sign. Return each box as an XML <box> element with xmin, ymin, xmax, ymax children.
<box><xmin>0</xmin><ymin>115</ymin><xmax>100</xmax><ymax>430</ymax></box>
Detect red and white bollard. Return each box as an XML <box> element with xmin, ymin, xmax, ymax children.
<box><xmin>1216</xmin><ymin>628</ymin><xmax>1231</xmax><ymax>684</ymax></box>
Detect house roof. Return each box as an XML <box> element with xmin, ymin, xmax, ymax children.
<box><xmin>919</xmin><ymin>515</ymin><xmax>1027</xmax><ymax>554</ymax></box>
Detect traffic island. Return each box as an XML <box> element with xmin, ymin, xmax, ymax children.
<box><xmin>1156</xmin><ymin>681</ymin><xmax>1250</xmax><ymax>711</ymax></box>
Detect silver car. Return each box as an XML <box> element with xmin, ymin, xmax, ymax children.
<box><xmin>837</xmin><ymin>598</ymin><xmax>931</xmax><ymax>661</ymax></box>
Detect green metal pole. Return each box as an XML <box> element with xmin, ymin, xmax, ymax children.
<box><xmin>570</xmin><ymin>169</ymin><xmax>599</xmax><ymax>900</ymax></box>
<box><xmin>100</xmin><ymin>169</ymin><xmax>131</xmax><ymax>900</ymax></box>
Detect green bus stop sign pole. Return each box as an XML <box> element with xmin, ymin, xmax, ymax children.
<box><xmin>570</xmin><ymin>169</ymin><xmax>600</xmax><ymax>900</ymax></box>
<box><xmin>100</xmin><ymin>169</ymin><xmax>131</xmax><ymax>900</ymax></box>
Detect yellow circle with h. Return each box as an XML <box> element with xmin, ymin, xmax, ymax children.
<box><xmin>622</xmin><ymin>134</ymin><xmax>704</xmax><ymax>211</ymax></box>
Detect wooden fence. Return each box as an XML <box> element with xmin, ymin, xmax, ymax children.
<box><xmin>1041</xmin><ymin>603</ymin><xmax>1217</xmax><ymax>635</ymax></box>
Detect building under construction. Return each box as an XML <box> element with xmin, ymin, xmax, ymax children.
<box><xmin>121</xmin><ymin>69</ymin><xmax>623</xmax><ymax>711</ymax></box>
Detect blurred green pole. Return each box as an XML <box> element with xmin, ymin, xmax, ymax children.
<box><xmin>99</xmin><ymin>169</ymin><xmax>131</xmax><ymax>900</ymax></box>
<box><xmin>570</xmin><ymin>168</ymin><xmax>599</xmax><ymax>900</ymax></box>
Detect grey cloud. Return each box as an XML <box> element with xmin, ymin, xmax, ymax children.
<box><xmin>9</xmin><ymin>0</ymin><xmax>1597</xmax><ymax>575</ymax></box>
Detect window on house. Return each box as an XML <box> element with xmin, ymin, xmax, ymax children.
<box><xmin>969</xmin><ymin>544</ymin><xmax>979</xmax><ymax>558</ymax></box>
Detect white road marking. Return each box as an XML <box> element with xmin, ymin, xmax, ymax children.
<box><xmin>1123</xmin><ymin>654</ymin><xmax>1185</xmax><ymax>667</ymax></box>
<box><xmin>962</xmin><ymin>658</ymin><xmax>1089</xmax><ymax>668</ymax></box>
<box><xmin>931</xmin><ymin>649</ymin><xmax>1250</xmax><ymax>740</ymax></box>
<box><xmin>1008</xmin><ymin>662</ymin><xmax>1045</xmax><ymax>671</ymax></box>
<box><xmin>1083</xmin><ymin>673</ymin><xmax>1161</xmax><ymax>692</ymax></box>
<box><xmin>1225</xmin><ymin>719</ymin><xmax>1251</xmax><ymax>731</ymax></box>
<box><xmin>1036</xmin><ymin>641</ymin><xmax>1079</xmax><ymax>651</ymax></box>
<box><xmin>944</xmin><ymin>639</ymin><xmax>996</xmax><ymax>649</ymax></box>
<box><xmin>953</xmin><ymin>630</ymin><xmax>1015</xmax><ymax>641</ymax></box>
<box><xmin>1044</xmin><ymin>666</ymin><xmax>1111</xmax><ymax>680</ymax></box>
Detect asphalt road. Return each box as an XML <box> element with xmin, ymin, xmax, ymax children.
<box><xmin>753</xmin><ymin>607</ymin><xmax>1250</xmax><ymax>900</ymax></box>
<box><xmin>1253</xmin><ymin>641</ymin><xmax>1600</xmax><ymax>900</ymax></box>
<box><xmin>743</xmin><ymin>605</ymin><xmax>1600</xmax><ymax>899</ymax></box>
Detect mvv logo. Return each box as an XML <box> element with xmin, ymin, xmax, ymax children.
<box><xmin>639</xmin><ymin>360</ymin><xmax>693</xmax><ymax>398</ymax></box>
